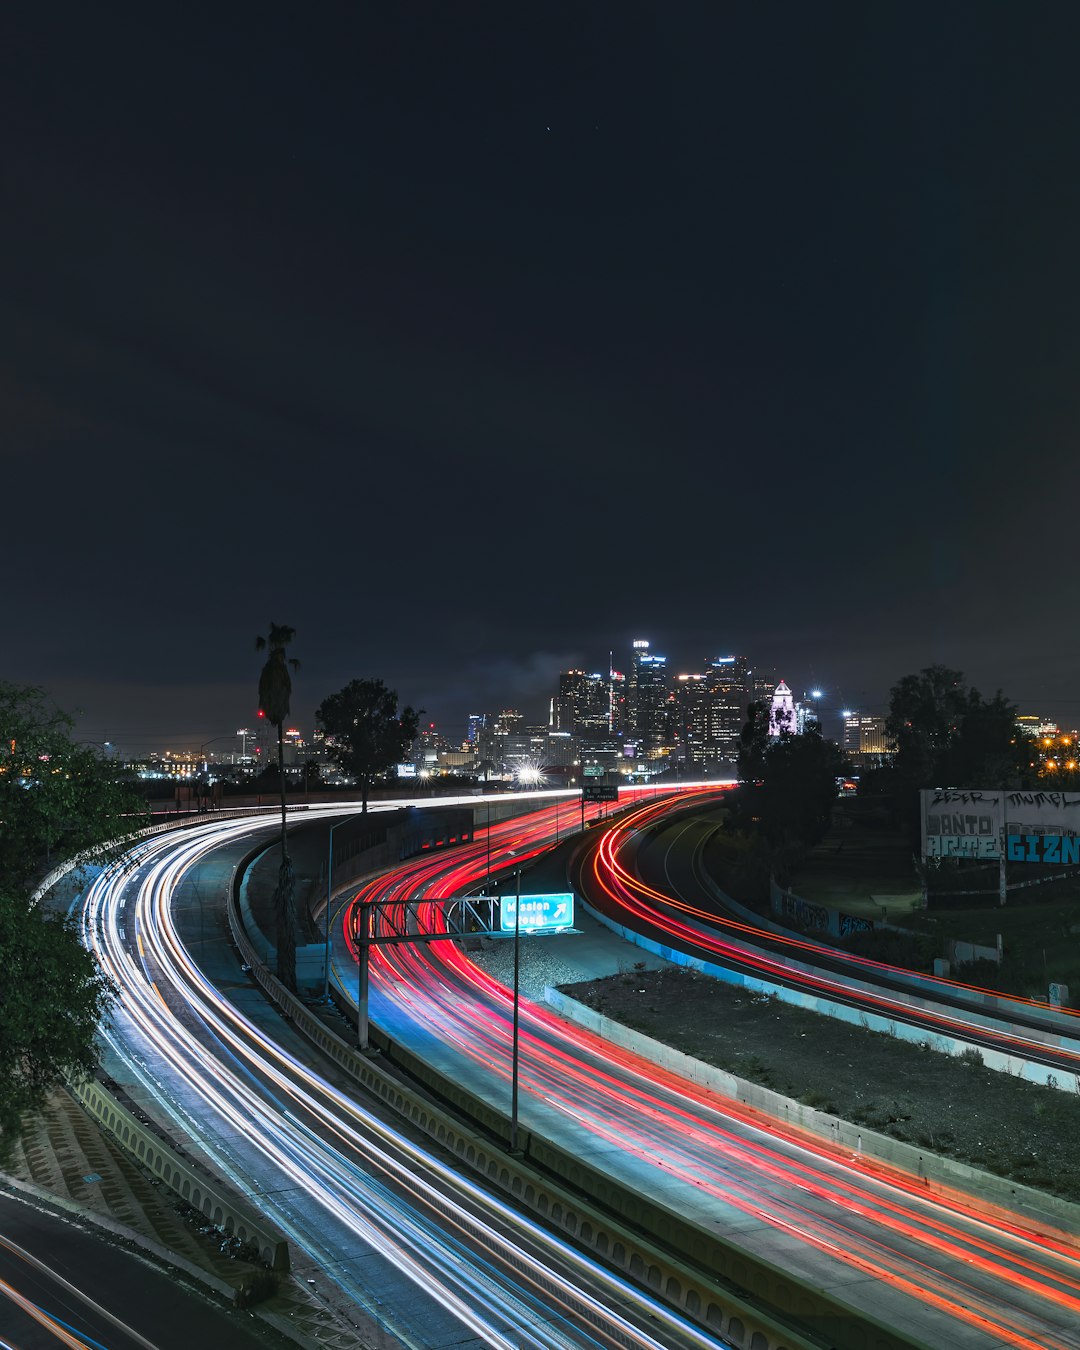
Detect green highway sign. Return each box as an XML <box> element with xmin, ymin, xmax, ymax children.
<box><xmin>500</xmin><ymin>892</ymin><xmax>575</xmax><ymax>933</ymax></box>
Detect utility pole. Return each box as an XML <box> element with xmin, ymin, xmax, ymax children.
<box><xmin>357</xmin><ymin>896</ymin><xmax>371</xmax><ymax>1051</ymax></box>
<box><xmin>324</xmin><ymin>819</ymin><xmax>348</xmax><ymax>1001</ymax></box>
<box><xmin>510</xmin><ymin>866</ymin><xmax>522</xmax><ymax>1154</ymax></box>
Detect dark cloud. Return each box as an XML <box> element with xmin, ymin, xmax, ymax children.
<box><xmin>5</xmin><ymin>6</ymin><xmax>1080</xmax><ymax>752</ymax></box>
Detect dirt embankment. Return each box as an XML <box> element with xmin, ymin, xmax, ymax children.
<box><xmin>562</xmin><ymin>965</ymin><xmax>1080</xmax><ymax>1203</ymax></box>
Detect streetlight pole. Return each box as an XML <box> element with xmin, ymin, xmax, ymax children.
<box><xmin>198</xmin><ymin>732</ymin><xmax>236</xmax><ymax>775</ymax></box>
<box><xmin>357</xmin><ymin>895</ymin><xmax>371</xmax><ymax>1052</ymax></box>
<box><xmin>510</xmin><ymin>865</ymin><xmax>522</xmax><ymax>1154</ymax></box>
<box><xmin>324</xmin><ymin>819</ymin><xmax>348</xmax><ymax>1002</ymax></box>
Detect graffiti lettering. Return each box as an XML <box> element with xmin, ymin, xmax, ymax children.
<box><xmin>1005</xmin><ymin>834</ymin><xmax>1080</xmax><ymax>865</ymax></box>
<box><xmin>839</xmin><ymin>913</ymin><xmax>873</xmax><ymax>936</ymax></box>
<box><xmin>926</xmin><ymin>836</ymin><xmax>999</xmax><ymax>859</ymax></box>
<box><xmin>781</xmin><ymin>894</ymin><xmax>827</xmax><ymax>930</ymax></box>
<box><xmin>1006</xmin><ymin>791</ymin><xmax>1080</xmax><ymax>811</ymax></box>
<box><xmin>925</xmin><ymin>812</ymin><xmax>993</xmax><ymax>836</ymax></box>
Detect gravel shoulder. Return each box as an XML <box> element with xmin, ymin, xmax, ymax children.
<box><xmin>560</xmin><ymin>965</ymin><xmax>1080</xmax><ymax>1204</ymax></box>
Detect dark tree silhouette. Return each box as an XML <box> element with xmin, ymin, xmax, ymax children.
<box><xmin>317</xmin><ymin>679</ymin><xmax>422</xmax><ymax>813</ymax></box>
<box><xmin>885</xmin><ymin>665</ymin><xmax>1027</xmax><ymax>847</ymax></box>
<box><xmin>0</xmin><ymin>684</ymin><xmax>148</xmax><ymax>1161</ymax></box>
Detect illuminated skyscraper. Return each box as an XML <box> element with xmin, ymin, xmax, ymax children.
<box><xmin>706</xmin><ymin>656</ymin><xmax>750</xmax><ymax>757</ymax></box>
<box><xmin>842</xmin><ymin>711</ymin><xmax>891</xmax><ymax>762</ymax></box>
<box><xmin>675</xmin><ymin>656</ymin><xmax>749</xmax><ymax>763</ymax></box>
<box><xmin>627</xmin><ymin>640</ymin><xmax>669</xmax><ymax>746</ymax></box>
<box><xmin>553</xmin><ymin>670</ymin><xmax>612</xmax><ymax>736</ymax></box>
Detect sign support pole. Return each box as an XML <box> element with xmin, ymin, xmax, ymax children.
<box><xmin>510</xmin><ymin>867</ymin><xmax>521</xmax><ymax>1154</ymax></box>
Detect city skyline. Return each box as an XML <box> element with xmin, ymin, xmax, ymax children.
<box><xmin>7</xmin><ymin>10</ymin><xmax>1080</xmax><ymax>761</ymax></box>
<box><xmin>64</xmin><ymin>631</ymin><xmax>1071</xmax><ymax>763</ymax></box>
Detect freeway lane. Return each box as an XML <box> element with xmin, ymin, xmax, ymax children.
<box><xmin>574</xmin><ymin>796</ymin><xmax>1080</xmax><ymax>1086</ymax></box>
<box><xmin>78</xmin><ymin>808</ymin><xmax>720</xmax><ymax>1350</ymax></box>
<box><xmin>335</xmin><ymin>796</ymin><xmax>1080</xmax><ymax>1350</ymax></box>
<box><xmin>0</xmin><ymin>1192</ymin><xmax>278</xmax><ymax>1350</ymax></box>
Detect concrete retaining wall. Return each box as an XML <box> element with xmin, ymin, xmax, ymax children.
<box><xmin>707</xmin><ymin>835</ymin><xmax>1080</xmax><ymax>1037</ymax></box>
<box><xmin>770</xmin><ymin>877</ymin><xmax>877</xmax><ymax>939</ymax></box>
<box><xmin>72</xmin><ymin>1076</ymin><xmax>289</xmax><ymax>1271</ymax></box>
<box><xmin>581</xmin><ymin>882</ymin><xmax>1080</xmax><ymax>1093</ymax></box>
<box><xmin>544</xmin><ymin>986</ymin><xmax>1080</xmax><ymax>1241</ymax></box>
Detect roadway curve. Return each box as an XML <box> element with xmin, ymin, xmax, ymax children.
<box><xmin>338</xmin><ymin>793</ymin><xmax>1080</xmax><ymax>1350</ymax></box>
<box><xmin>76</xmin><ymin>806</ymin><xmax>717</xmax><ymax>1350</ymax></box>
<box><xmin>574</xmin><ymin>794</ymin><xmax>1080</xmax><ymax>1086</ymax></box>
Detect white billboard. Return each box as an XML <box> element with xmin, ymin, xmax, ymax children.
<box><xmin>921</xmin><ymin>788</ymin><xmax>1080</xmax><ymax>863</ymax></box>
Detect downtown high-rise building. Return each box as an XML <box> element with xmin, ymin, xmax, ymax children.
<box><xmin>753</xmin><ymin>669</ymin><xmax>778</xmax><ymax>704</ymax></box>
<box><xmin>675</xmin><ymin>655</ymin><xmax>749</xmax><ymax>764</ymax></box>
<box><xmin>551</xmin><ymin>670</ymin><xmax>612</xmax><ymax>736</ymax></box>
<box><xmin>626</xmin><ymin>640</ymin><xmax>670</xmax><ymax>747</ymax></box>
<box><xmin>706</xmin><ymin>655</ymin><xmax>750</xmax><ymax>757</ymax></box>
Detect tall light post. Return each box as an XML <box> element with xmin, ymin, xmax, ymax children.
<box><xmin>486</xmin><ymin>797</ymin><xmax>492</xmax><ymax>889</ymax></box>
<box><xmin>510</xmin><ymin>865</ymin><xmax>522</xmax><ymax>1154</ymax></box>
<box><xmin>198</xmin><ymin>732</ymin><xmax>236</xmax><ymax>773</ymax></box>
<box><xmin>357</xmin><ymin>893</ymin><xmax>373</xmax><ymax>1052</ymax></box>
<box><xmin>478</xmin><ymin>759</ymin><xmax>494</xmax><ymax>891</ymax></box>
<box><xmin>324</xmin><ymin>818</ymin><xmax>350</xmax><ymax>1001</ymax></box>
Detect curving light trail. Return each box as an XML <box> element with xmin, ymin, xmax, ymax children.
<box><xmin>79</xmin><ymin>807</ymin><xmax>722</xmax><ymax>1350</ymax></box>
<box><xmin>583</xmin><ymin>793</ymin><xmax>1080</xmax><ymax>1081</ymax></box>
<box><xmin>342</xmin><ymin>793</ymin><xmax>1080</xmax><ymax>1350</ymax></box>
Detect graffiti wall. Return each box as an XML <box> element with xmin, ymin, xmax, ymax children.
<box><xmin>921</xmin><ymin>788</ymin><xmax>1080</xmax><ymax>862</ymax></box>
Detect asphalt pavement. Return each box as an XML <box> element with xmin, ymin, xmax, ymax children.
<box><xmin>0</xmin><ymin>1189</ymin><xmax>287</xmax><ymax>1350</ymax></box>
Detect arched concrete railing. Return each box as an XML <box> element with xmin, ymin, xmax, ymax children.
<box><xmin>71</xmin><ymin>1076</ymin><xmax>289</xmax><ymax>1272</ymax></box>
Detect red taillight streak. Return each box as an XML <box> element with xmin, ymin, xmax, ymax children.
<box><xmin>336</xmin><ymin>795</ymin><xmax>1080</xmax><ymax>1344</ymax></box>
<box><xmin>586</xmin><ymin>822</ymin><xmax>1080</xmax><ymax>1069</ymax></box>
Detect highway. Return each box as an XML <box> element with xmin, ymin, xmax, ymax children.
<box><xmin>574</xmin><ymin>793</ymin><xmax>1080</xmax><ymax>1086</ymax></box>
<box><xmin>334</xmin><ymin>793</ymin><xmax>1080</xmax><ymax>1350</ymax></box>
<box><xmin>75</xmin><ymin>805</ymin><xmax>718</xmax><ymax>1350</ymax></box>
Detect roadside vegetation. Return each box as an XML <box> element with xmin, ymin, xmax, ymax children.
<box><xmin>0</xmin><ymin>682</ymin><xmax>149</xmax><ymax>1163</ymax></box>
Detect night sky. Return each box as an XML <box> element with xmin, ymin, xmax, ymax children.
<box><xmin>6</xmin><ymin>5</ymin><xmax>1080</xmax><ymax>754</ymax></box>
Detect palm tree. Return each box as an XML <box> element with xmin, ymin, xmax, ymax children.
<box><xmin>256</xmin><ymin>623</ymin><xmax>300</xmax><ymax>992</ymax></box>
